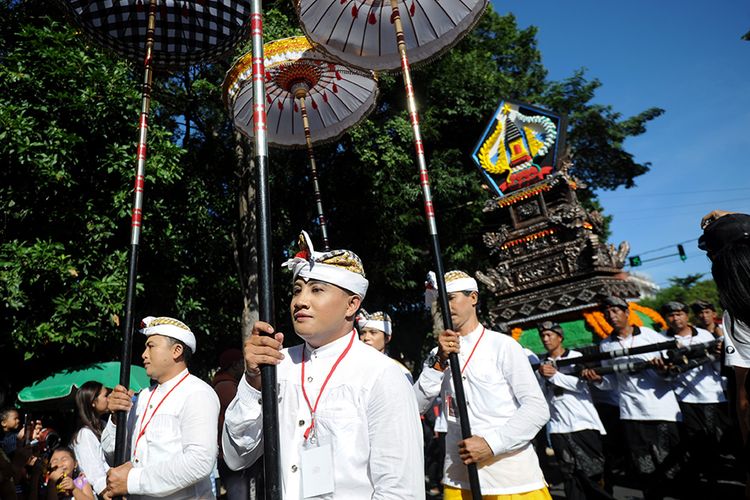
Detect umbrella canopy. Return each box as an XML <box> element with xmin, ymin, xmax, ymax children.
<box><xmin>224</xmin><ymin>36</ymin><xmax>378</xmax><ymax>148</ymax></box>
<box><xmin>18</xmin><ymin>362</ymin><xmax>151</xmax><ymax>404</ymax></box>
<box><xmin>58</xmin><ymin>0</ymin><xmax>252</xmax><ymax>70</ymax></box>
<box><xmin>296</xmin><ymin>0</ymin><xmax>488</xmax><ymax>72</ymax></box>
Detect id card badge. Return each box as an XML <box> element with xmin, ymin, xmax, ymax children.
<box><xmin>445</xmin><ymin>394</ymin><xmax>457</xmax><ymax>423</ymax></box>
<box><xmin>301</xmin><ymin>434</ymin><xmax>334</xmax><ymax>498</ymax></box>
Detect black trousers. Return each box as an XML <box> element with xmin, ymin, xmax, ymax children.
<box><xmin>622</xmin><ymin>420</ymin><xmax>681</xmax><ymax>500</ymax></box>
<box><xmin>550</xmin><ymin>430</ymin><xmax>613</xmax><ymax>500</ymax></box>
<box><xmin>678</xmin><ymin>401</ymin><xmax>729</xmax><ymax>499</ymax></box>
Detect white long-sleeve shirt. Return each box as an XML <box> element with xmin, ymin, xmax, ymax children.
<box><xmin>595</xmin><ymin>327</ymin><xmax>681</xmax><ymax>422</ymax></box>
<box><xmin>413</xmin><ymin>324</ymin><xmax>549</xmax><ymax>495</ymax></box>
<box><xmin>101</xmin><ymin>368</ymin><xmax>220</xmax><ymax>499</ymax></box>
<box><xmin>537</xmin><ymin>350</ymin><xmax>606</xmax><ymax>435</ymax></box>
<box><xmin>222</xmin><ymin>331</ymin><xmax>425</xmax><ymax>500</ymax></box>
<box><xmin>672</xmin><ymin>328</ymin><xmax>726</xmax><ymax>403</ymax></box>
<box><xmin>723</xmin><ymin>311</ymin><xmax>750</xmax><ymax>368</ymax></box>
<box><xmin>71</xmin><ymin>427</ymin><xmax>109</xmax><ymax>495</ymax></box>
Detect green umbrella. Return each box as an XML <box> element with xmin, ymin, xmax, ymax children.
<box><xmin>18</xmin><ymin>361</ymin><xmax>151</xmax><ymax>404</ymax></box>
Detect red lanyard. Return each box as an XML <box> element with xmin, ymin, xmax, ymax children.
<box><xmin>461</xmin><ymin>327</ymin><xmax>486</xmax><ymax>374</ymax></box>
<box><xmin>133</xmin><ymin>372</ymin><xmax>190</xmax><ymax>458</ymax></box>
<box><xmin>301</xmin><ymin>331</ymin><xmax>355</xmax><ymax>441</ymax></box>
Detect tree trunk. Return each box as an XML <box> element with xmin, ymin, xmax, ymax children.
<box><xmin>234</xmin><ymin>130</ymin><xmax>259</xmax><ymax>340</ymax></box>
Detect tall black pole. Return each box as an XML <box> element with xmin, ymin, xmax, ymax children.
<box><xmin>250</xmin><ymin>2</ymin><xmax>282</xmax><ymax>499</ymax></box>
<box><xmin>114</xmin><ymin>0</ymin><xmax>156</xmax><ymax>470</ymax></box>
<box><xmin>391</xmin><ymin>0</ymin><xmax>482</xmax><ymax>497</ymax></box>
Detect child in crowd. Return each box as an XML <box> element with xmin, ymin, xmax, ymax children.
<box><xmin>1</xmin><ymin>408</ymin><xmax>24</xmax><ymax>458</ymax></box>
<box><xmin>45</xmin><ymin>447</ymin><xmax>94</xmax><ymax>500</ymax></box>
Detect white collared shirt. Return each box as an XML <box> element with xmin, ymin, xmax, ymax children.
<box><xmin>538</xmin><ymin>350</ymin><xmax>606</xmax><ymax>435</ymax></box>
<box><xmin>596</xmin><ymin>327</ymin><xmax>681</xmax><ymax>422</ymax></box>
<box><xmin>413</xmin><ymin>324</ymin><xmax>549</xmax><ymax>495</ymax></box>
<box><xmin>101</xmin><ymin>368</ymin><xmax>220</xmax><ymax>499</ymax></box>
<box><xmin>222</xmin><ymin>332</ymin><xmax>425</xmax><ymax>500</ymax></box>
<box><xmin>71</xmin><ymin>427</ymin><xmax>109</xmax><ymax>495</ymax></box>
<box><xmin>723</xmin><ymin>311</ymin><xmax>750</xmax><ymax>368</ymax></box>
<box><xmin>671</xmin><ymin>328</ymin><xmax>726</xmax><ymax>403</ymax></box>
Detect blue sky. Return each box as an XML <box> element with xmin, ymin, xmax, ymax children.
<box><xmin>492</xmin><ymin>0</ymin><xmax>750</xmax><ymax>288</ymax></box>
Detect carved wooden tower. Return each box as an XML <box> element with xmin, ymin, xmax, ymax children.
<box><xmin>470</xmin><ymin>100</ymin><xmax>639</xmax><ymax>328</ymax></box>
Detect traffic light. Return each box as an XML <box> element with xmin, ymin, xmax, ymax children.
<box><xmin>677</xmin><ymin>244</ymin><xmax>687</xmax><ymax>261</ymax></box>
<box><xmin>629</xmin><ymin>255</ymin><xmax>642</xmax><ymax>267</ymax></box>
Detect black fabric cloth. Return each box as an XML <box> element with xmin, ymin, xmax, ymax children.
<box><xmin>622</xmin><ymin>420</ymin><xmax>681</xmax><ymax>500</ymax></box>
<box><xmin>678</xmin><ymin>402</ymin><xmax>729</xmax><ymax>499</ymax></box>
<box><xmin>550</xmin><ymin>430</ymin><xmax>613</xmax><ymax>500</ymax></box>
<box><xmin>680</xmin><ymin>401</ymin><xmax>728</xmax><ymax>444</ymax></box>
<box><xmin>594</xmin><ymin>402</ymin><xmax>625</xmax><ymax>494</ymax></box>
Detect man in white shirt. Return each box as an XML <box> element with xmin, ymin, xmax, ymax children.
<box><xmin>357</xmin><ymin>310</ymin><xmax>413</xmax><ymax>383</ymax></box>
<box><xmin>690</xmin><ymin>300</ymin><xmax>724</xmax><ymax>338</ymax></box>
<box><xmin>581</xmin><ymin>297</ymin><xmax>681</xmax><ymax>500</ymax></box>
<box><xmin>536</xmin><ymin>321</ymin><xmax>608</xmax><ymax>500</ymax></box>
<box><xmin>222</xmin><ymin>231</ymin><xmax>424</xmax><ymax>499</ymax></box>
<box><xmin>103</xmin><ymin>316</ymin><xmax>220</xmax><ymax>499</ymax></box>
<box><xmin>413</xmin><ymin>270</ymin><xmax>551</xmax><ymax>500</ymax></box>
<box><xmin>662</xmin><ymin>301</ymin><xmax>727</xmax><ymax>496</ymax></box>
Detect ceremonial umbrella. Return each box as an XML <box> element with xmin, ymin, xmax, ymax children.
<box><xmin>297</xmin><ymin>1</ymin><xmax>488</xmax><ymax>496</ymax></box>
<box><xmin>18</xmin><ymin>362</ymin><xmax>151</xmax><ymax>408</ymax></box>
<box><xmin>223</xmin><ymin>36</ymin><xmax>379</xmax><ymax>250</ymax></box>
<box><xmin>56</xmin><ymin>0</ymin><xmax>253</xmax><ymax>474</ymax></box>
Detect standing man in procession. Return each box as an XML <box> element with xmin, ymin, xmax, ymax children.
<box><xmin>690</xmin><ymin>300</ymin><xmax>725</xmax><ymax>339</ymax></box>
<box><xmin>357</xmin><ymin>310</ymin><xmax>413</xmax><ymax>382</ymax></box>
<box><xmin>581</xmin><ymin>297</ymin><xmax>682</xmax><ymax>500</ymax></box>
<box><xmin>103</xmin><ymin>316</ymin><xmax>220</xmax><ymax>499</ymax></box>
<box><xmin>414</xmin><ymin>270</ymin><xmax>551</xmax><ymax>500</ymax></box>
<box><xmin>662</xmin><ymin>301</ymin><xmax>727</xmax><ymax>498</ymax></box>
<box><xmin>222</xmin><ymin>231</ymin><xmax>424</xmax><ymax>499</ymax></box>
<box><xmin>536</xmin><ymin>321</ymin><xmax>610</xmax><ymax>500</ymax></box>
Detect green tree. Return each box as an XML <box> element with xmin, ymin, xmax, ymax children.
<box><xmin>1</xmin><ymin>1</ymin><xmax>666</xmax><ymax>389</ymax></box>
<box><xmin>0</xmin><ymin>3</ymin><xmax>239</xmax><ymax>386</ymax></box>
<box><xmin>639</xmin><ymin>275</ymin><xmax>721</xmax><ymax>319</ymax></box>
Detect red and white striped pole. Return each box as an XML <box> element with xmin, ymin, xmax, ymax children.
<box><xmin>390</xmin><ymin>1</ymin><xmax>482</xmax><ymax>497</ymax></box>
<box><xmin>114</xmin><ymin>0</ymin><xmax>156</xmax><ymax>471</ymax></box>
<box><xmin>250</xmin><ymin>2</ymin><xmax>282</xmax><ymax>498</ymax></box>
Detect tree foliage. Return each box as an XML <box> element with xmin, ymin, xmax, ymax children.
<box><xmin>639</xmin><ymin>275</ymin><xmax>721</xmax><ymax>320</ymax></box>
<box><xmin>0</xmin><ymin>3</ymin><xmax>239</xmax><ymax>383</ymax></box>
<box><xmin>1</xmin><ymin>1</ymin><xmax>665</xmax><ymax>390</ymax></box>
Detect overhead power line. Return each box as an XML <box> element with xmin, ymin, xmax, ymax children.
<box><xmin>601</xmin><ymin>187</ymin><xmax>750</xmax><ymax>199</ymax></box>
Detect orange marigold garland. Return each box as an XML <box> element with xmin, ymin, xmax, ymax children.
<box><xmin>511</xmin><ymin>327</ymin><xmax>523</xmax><ymax>342</ymax></box>
<box><xmin>583</xmin><ymin>302</ymin><xmax>666</xmax><ymax>339</ymax></box>
<box><xmin>630</xmin><ymin>302</ymin><xmax>667</xmax><ymax>331</ymax></box>
<box><xmin>582</xmin><ymin>311</ymin><xmax>611</xmax><ymax>339</ymax></box>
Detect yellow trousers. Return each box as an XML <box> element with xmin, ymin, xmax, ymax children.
<box><xmin>443</xmin><ymin>485</ymin><xmax>552</xmax><ymax>500</ymax></box>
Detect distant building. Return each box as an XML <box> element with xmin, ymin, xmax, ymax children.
<box><xmin>627</xmin><ymin>272</ymin><xmax>660</xmax><ymax>299</ymax></box>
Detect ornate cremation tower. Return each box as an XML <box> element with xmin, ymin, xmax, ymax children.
<box><xmin>470</xmin><ymin>100</ymin><xmax>640</xmax><ymax>328</ymax></box>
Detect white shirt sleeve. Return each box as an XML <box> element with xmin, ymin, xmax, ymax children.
<box><xmin>484</xmin><ymin>342</ymin><xmax>550</xmax><ymax>456</ymax></box>
<box><xmin>100</xmin><ymin>393</ymin><xmax>139</xmax><ymax>462</ymax></box>
<box><xmin>413</xmin><ymin>348</ymin><xmax>445</xmax><ymax>415</ymax></box>
<box><xmin>724</xmin><ymin>312</ymin><xmax>750</xmax><ymax>368</ymax></box>
<box><xmin>100</xmin><ymin>418</ymin><xmax>116</xmax><ymax>457</ymax></box>
<box><xmin>548</xmin><ymin>371</ymin><xmax>590</xmax><ymax>394</ymax></box>
<box><xmin>221</xmin><ymin>376</ymin><xmax>265</xmax><ymax>471</ymax></box>
<box><xmin>127</xmin><ymin>388</ymin><xmax>219</xmax><ymax>496</ymax></box>
<box><xmin>368</xmin><ymin>364</ymin><xmax>425</xmax><ymax>500</ymax></box>
<box><xmin>71</xmin><ymin>428</ymin><xmax>109</xmax><ymax>495</ymax></box>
